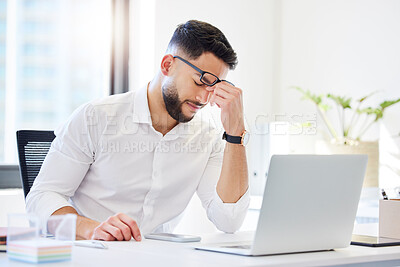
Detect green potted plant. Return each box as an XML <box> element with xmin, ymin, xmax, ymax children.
<box><xmin>295</xmin><ymin>87</ymin><xmax>400</xmax><ymax>187</ymax></box>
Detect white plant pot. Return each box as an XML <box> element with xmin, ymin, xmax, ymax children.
<box><xmin>315</xmin><ymin>140</ymin><xmax>379</xmax><ymax>188</ymax></box>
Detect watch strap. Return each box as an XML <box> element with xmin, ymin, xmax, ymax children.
<box><xmin>222</xmin><ymin>131</ymin><xmax>242</xmax><ymax>144</ymax></box>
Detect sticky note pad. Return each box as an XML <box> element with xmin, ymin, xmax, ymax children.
<box><xmin>7</xmin><ymin>239</ymin><xmax>72</xmax><ymax>263</ymax></box>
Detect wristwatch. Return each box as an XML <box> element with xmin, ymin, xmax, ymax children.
<box><xmin>222</xmin><ymin>130</ymin><xmax>250</xmax><ymax>146</ymax></box>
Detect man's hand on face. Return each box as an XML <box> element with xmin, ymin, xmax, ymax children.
<box><xmin>91</xmin><ymin>213</ymin><xmax>141</xmax><ymax>241</ymax></box>
<box><xmin>207</xmin><ymin>82</ymin><xmax>245</xmax><ymax>136</ymax></box>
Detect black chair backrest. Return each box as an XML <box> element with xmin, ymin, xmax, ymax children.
<box><xmin>16</xmin><ymin>130</ymin><xmax>56</xmax><ymax>199</ymax></box>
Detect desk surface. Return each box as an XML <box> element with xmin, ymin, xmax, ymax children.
<box><xmin>1</xmin><ymin>229</ymin><xmax>400</xmax><ymax>267</ymax></box>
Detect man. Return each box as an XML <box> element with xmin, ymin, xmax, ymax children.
<box><xmin>26</xmin><ymin>20</ymin><xmax>250</xmax><ymax>241</ymax></box>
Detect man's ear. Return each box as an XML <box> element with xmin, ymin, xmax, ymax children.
<box><xmin>160</xmin><ymin>54</ymin><xmax>174</xmax><ymax>76</ymax></box>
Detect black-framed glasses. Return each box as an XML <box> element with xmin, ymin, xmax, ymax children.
<box><xmin>173</xmin><ymin>56</ymin><xmax>234</xmax><ymax>87</ymax></box>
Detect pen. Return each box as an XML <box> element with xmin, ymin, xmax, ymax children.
<box><xmin>381</xmin><ymin>189</ymin><xmax>389</xmax><ymax>200</ymax></box>
<box><xmin>73</xmin><ymin>240</ymin><xmax>108</xmax><ymax>249</ymax></box>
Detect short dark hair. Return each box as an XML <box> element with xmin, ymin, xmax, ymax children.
<box><xmin>168</xmin><ymin>20</ymin><xmax>238</xmax><ymax>70</ymax></box>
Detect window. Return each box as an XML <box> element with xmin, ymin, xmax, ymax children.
<box><xmin>0</xmin><ymin>0</ymin><xmax>112</xmax><ymax>163</ymax></box>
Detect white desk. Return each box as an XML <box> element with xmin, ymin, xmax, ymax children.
<box><xmin>1</xmin><ymin>230</ymin><xmax>400</xmax><ymax>267</ymax></box>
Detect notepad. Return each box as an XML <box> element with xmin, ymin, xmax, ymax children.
<box><xmin>7</xmin><ymin>239</ymin><xmax>72</xmax><ymax>263</ymax></box>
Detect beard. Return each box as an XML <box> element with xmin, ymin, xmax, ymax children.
<box><xmin>162</xmin><ymin>81</ymin><xmax>201</xmax><ymax>123</ymax></box>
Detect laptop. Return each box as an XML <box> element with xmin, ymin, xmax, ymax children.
<box><xmin>195</xmin><ymin>154</ymin><xmax>368</xmax><ymax>256</ymax></box>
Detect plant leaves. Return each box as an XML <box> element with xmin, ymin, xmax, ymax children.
<box><xmin>319</xmin><ymin>103</ymin><xmax>331</xmax><ymax>112</ymax></box>
<box><xmin>357</xmin><ymin>107</ymin><xmax>383</xmax><ymax>121</ymax></box>
<box><xmin>327</xmin><ymin>94</ymin><xmax>352</xmax><ymax>109</ymax></box>
<box><xmin>380</xmin><ymin>98</ymin><xmax>400</xmax><ymax>110</ymax></box>
<box><xmin>294</xmin><ymin>86</ymin><xmax>399</xmax><ymax>139</ymax></box>
<box><xmin>357</xmin><ymin>91</ymin><xmax>379</xmax><ymax>103</ymax></box>
<box><xmin>357</xmin><ymin>107</ymin><xmax>378</xmax><ymax>115</ymax></box>
<box><xmin>293</xmin><ymin>86</ymin><xmax>330</xmax><ymax>110</ymax></box>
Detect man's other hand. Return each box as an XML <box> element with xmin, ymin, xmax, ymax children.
<box><xmin>91</xmin><ymin>213</ymin><xmax>141</xmax><ymax>241</ymax></box>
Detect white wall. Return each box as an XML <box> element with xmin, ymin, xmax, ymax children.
<box><xmin>277</xmin><ymin>0</ymin><xmax>400</xmax><ymax>187</ymax></box>
<box><xmin>131</xmin><ymin>0</ymin><xmax>400</xmax><ymax>185</ymax></box>
<box><xmin>278</xmin><ymin>0</ymin><xmax>400</xmax><ymax>122</ymax></box>
<box><xmin>130</xmin><ymin>0</ymin><xmax>277</xmax><ymax>125</ymax></box>
<box><xmin>129</xmin><ymin>0</ymin><xmax>400</xmax><ymax>232</ymax></box>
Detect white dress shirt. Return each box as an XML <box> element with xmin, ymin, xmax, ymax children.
<box><xmin>26</xmin><ymin>85</ymin><xmax>249</xmax><ymax>234</ymax></box>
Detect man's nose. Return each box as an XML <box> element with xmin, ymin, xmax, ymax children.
<box><xmin>195</xmin><ymin>88</ymin><xmax>211</xmax><ymax>104</ymax></box>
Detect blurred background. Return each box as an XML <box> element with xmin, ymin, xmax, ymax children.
<box><xmin>0</xmin><ymin>0</ymin><xmax>399</xmax><ymax>233</ymax></box>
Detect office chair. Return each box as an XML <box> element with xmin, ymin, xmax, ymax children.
<box><xmin>16</xmin><ymin>130</ymin><xmax>56</xmax><ymax>199</ymax></box>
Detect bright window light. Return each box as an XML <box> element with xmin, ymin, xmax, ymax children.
<box><xmin>0</xmin><ymin>0</ymin><xmax>111</xmax><ymax>163</ymax></box>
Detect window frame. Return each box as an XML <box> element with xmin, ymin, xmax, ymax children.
<box><xmin>110</xmin><ymin>0</ymin><xmax>130</xmax><ymax>95</ymax></box>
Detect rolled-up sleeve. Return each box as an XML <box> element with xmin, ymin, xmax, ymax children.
<box><xmin>196</xmin><ymin>134</ymin><xmax>250</xmax><ymax>233</ymax></box>
<box><xmin>26</xmin><ymin>103</ymin><xmax>99</xmax><ymax>226</ymax></box>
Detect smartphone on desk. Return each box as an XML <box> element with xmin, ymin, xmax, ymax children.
<box><xmin>351</xmin><ymin>234</ymin><xmax>400</xmax><ymax>247</ymax></box>
<box><xmin>144</xmin><ymin>233</ymin><xmax>201</xmax><ymax>243</ymax></box>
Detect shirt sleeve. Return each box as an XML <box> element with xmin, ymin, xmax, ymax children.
<box><xmin>196</xmin><ymin>132</ymin><xmax>250</xmax><ymax>233</ymax></box>
<box><xmin>25</xmin><ymin>103</ymin><xmax>100</xmax><ymax>227</ymax></box>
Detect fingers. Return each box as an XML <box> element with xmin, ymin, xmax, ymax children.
<box><xmin>206</xmin><ymin>81</ymin><xmax>245</xmax><ymax>136</ymax></box>
<box><xmin>96</xmin><ymin>231</ymin><xmax>114</xmax><ymax>241</ymax></box>
<box><xmin>101</xmin><ymin>223</ymin><xmax>124</xmax><ymax>241</ymax></box>
<box><xmin>91</xmin><ymin>213</ymin><xmax>141</xmax><ymax>242</ymax></box>
<box><xmin>216</xmin><ymin>83</ymin><xmax>242</xmax><ymax>98</ymax></box>
<box><xmin>210</xmin><ymin>94</ymin><xmax>226</xmax><ymax>108</ymax></box>
<box><xmin>209</xmin><ymin>89</ymin><xmax>230</xmax><ymax>107</ymax></box>
<box><xmin>208</xmin><ymin>85</ymin><xmax>228</xmax><ymax>106</ymax></box>
<box><xmin>117</xmin><ymin>213</ymin><xmax>142</xmax><ymax>241</ymax></box>
<box><xmin>208</xmin><ymin>83</ymin><xmax>242</xmax><ymax>107</ymax></box>
<box><xmin>108</xmin><ymin>217</ymin><xmax>132</xmax><ymax>241</ymax></box>
<box><xmin>209</xmin><ymin>87</ymin><xmax>230</xmax><ymax>100</ymax></box>
<box><xmin>206</xmin><ymin>81</ymin><xmax>241</xmax><ymax>94</ymax></box>
<box><xmin>92</xmin><ymin>224</ymin><xmax>116</xmax><ymax>241</ymax></box>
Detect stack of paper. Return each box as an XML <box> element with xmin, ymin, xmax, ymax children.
<box><xmin>0</xmin><ymin>227</ymin><xmax>6</xmax><ymax>252</ymax></box>
<box><xmin>7</xmin><ymin>239</ymin><xmax>72</xmax><ymax>263</ymax></box>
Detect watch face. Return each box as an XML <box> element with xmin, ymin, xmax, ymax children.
<box><xmin>242</xmin><ymin>132</ymin><xmax>250</xmax><ymax>146</ymax></box>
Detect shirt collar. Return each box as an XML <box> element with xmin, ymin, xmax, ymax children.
<box><xmin>132</xmin><ymin>84</ymin><xmax>152</xmax><ymax>124</ymax></box>
<box><xmin>163</xmin><ymin>110</ymin><xmax>205</xmax><ymax>141</ymax></box>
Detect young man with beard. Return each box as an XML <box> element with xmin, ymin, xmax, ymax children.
<box><xmin>26</xmin><ymin>20</ymin><xmax>250</xmax><ymax>241</ymax></box>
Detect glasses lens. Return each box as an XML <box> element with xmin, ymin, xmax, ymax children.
<box><xmin>201</xmin><ymin>73</ymin><xmax>218</xmax><ymax>86</ymax></box>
